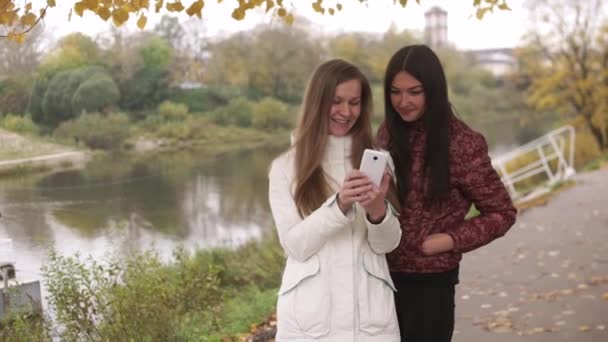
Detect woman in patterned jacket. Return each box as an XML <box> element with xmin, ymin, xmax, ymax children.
<box><xmin>376</xmin><ymin>44</ymin><xmax>517</xmax><ymax>342</ymax></box>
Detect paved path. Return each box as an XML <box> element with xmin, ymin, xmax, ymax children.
<box><xmin>454</xmin><ymin>169</ymin><xmax>608</xmax><ymax>341</ymax></box>
<box><xmin>0</xmin><ymin>128</ymin><xmax>87</xmax><ymax>170</ymax></box>
<box><xmin>0</xmin><ymin>151</ymin><xmax>87</xmax><ymax>168</ymax></box>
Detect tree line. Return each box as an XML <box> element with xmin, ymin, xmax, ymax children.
<box><xmin>0</xmin><ymin>0</ymin><xmax>606</xmax><ymax>155</ymax></box>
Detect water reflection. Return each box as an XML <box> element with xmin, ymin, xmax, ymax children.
<box><xmin>0</xmin><ymin>144</ymin><xmax>286</xmax><ymax>282</ymax></box>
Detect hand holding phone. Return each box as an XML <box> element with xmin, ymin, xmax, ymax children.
<box><xmin>359</xmin><ymin>149</ymin><xmax>389</xmax><ymax>187</ymax></box>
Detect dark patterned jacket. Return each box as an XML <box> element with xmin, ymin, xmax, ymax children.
<box><xmin>377</xmin><ymin>115</ymin><xmax>517</xmax><ymax>273</ymax></box>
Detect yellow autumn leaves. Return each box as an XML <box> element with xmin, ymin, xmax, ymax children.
<box><xmin>230</xmin><ymin>0</ymin><xmax>294</xmax><ymax>25</ymax></box>
<box><xmin>311</xmin><ymin>0</ymin><xmax>343</xmax><ymax>16</ymax></box>
<box><xmin>0</xmin><ymin>0</ymin><xmax>54</xmax><ymax>42</ymax></box>
<box><xmin>1</xmin><ymin>0</ymin><xmax>513</xmax><ymax>43</ymax></box>
<box><xmin>70</xmin><ymin>0</ymin><xmax>150</xmax><ymax>27</ymax></box>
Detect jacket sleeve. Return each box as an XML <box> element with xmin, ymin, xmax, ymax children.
<box><xmin>268</xmin><ymin>157</ymin><xmax>352</xmax><ymax>262</ymax></box>
<box><xmin>365</xmin><ymin>202</ymin><xmax>402</xmax><ymax>254</ymax></box>
<box><xmin>365</xmin><ymin>152</ymin><xmax>401</xmax><ymax>254</ymax></box>
<box><xmin>447</xmin><ymin>133</ymin><xmax>517</xmax><ymax>254</ymax></box>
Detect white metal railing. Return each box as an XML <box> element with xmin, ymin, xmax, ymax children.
<box><xmin>491</xmin><ymin>125</ymin><xmax>576</xmax><ymax>202</ymax></box>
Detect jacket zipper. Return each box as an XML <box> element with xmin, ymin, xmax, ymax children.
<box><xmin>346</xmin><ymin>138</ymin><xmax>358</xmax><ymax>341</ymax></box>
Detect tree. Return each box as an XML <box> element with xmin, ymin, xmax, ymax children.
<box><xmin>205</xmin><ymin>22</ymin><xmax>321</xmax><ymax>102</ymax></box>
<box><xmin>327</xmin><ymin>33</ymin><xmax>376</xmax><ymax>79</ymax></box>
<box><xmin>158</xmin><ymin>16</ymin><xmax>211</xmax><ymax>85</ymax></box>
<box><xmin>0</xmin><ymin>24</ymin><xmax>45</xmax><ymax>77</ymax></box>
<box><xmin>518</xmin><ymin>0</ymin><xmax>608</xmax><ymax>150</ymax></box>
<box><xmin>34</xmin><ymin>66</ymin><xmax>119</xmax><ymax>127</ymax></box>
<box><xmin>39</xmin><ymin>33</ymin><xmax>102</xmax><ymax>75</ymax></box>
<box><xmin>252</xmin><ymin>97</ymin><xmax>292</xmax><ymax>130</ymax></box>
<box><xmin>1</xmin><ymin>1</ymin><xmax>511</xmax><ymax>42</ymax></box>
<box><xmin>0</xmin><ymin>25</ymin><xmax>44</xmax><ymax>115</ymax></box>
<box><xmin>29</xmin><ymin>33</ymin><xmax>104</xmax><ymax>125</ymax></box>
<box><xmin>433</xmin><ymin>47</ymin><xmax>530</xmax><ymax>148</ymax></box>
<box><xmin>71</xmin><ymin>73</ymin><xmax>121</xmax><ymax>115</ymax></box>
<box><xmin>0</xmin><ymin>76</ymin><xmax>32</xmax><ymax>115</ymax></box>
<box><xmin>118</xmin><ymin>37</ymin><xmax>173</xmax><ymax>111</ymax></box>
<box><xmin>154</xmin><ymin>15</ymin><xmax>186</xmax><ymax>50</ymax></box>
<box><xmin>327</xmin><ymin>25</ymin><xmax>418</xmax><ymax>82</ymax></box>
<box><xmin>100</xmin><ymin>28</ymin><xmax>146</xmax><ymax>84</ymax></box>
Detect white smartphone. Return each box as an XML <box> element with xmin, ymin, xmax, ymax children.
<box><xmin>359</xmin><ymin>149</ymin><xmax>389</xmax><ymax>187</ymax></box>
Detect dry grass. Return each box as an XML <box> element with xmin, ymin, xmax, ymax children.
<box><xmin>0</xmin><ymin>128</ymin><xmax>72</xmax><ymax>160</ymax></box>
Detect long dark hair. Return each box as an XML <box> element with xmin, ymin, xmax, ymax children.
<box><xmin>384</xmin><ymin>44</ymin><xmax>451</xmax><ymax>204</ymax></box>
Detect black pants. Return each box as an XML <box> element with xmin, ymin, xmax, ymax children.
<box><xmin>391</xmin><ymin>269</ymin><xmax>458</xmax><ymax>342</ymax></box>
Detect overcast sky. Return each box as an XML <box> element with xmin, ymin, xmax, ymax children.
<box><xmin>40</xmin><ymin>0</ymin><xmax>529</xmax><ymax>50</ymax></box>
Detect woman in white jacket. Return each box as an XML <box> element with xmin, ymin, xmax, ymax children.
<box><xmin>268</xmin><ymin>59</ymin><xmax>402</xmax><ymax>342</ymax></box>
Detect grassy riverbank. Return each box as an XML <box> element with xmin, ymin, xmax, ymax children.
<box><xmin>1</xmin><ymin>234</ymin><xmax>285</xmax><ymax>342</ymax></box>
<box><xmin>0</xmin><ymin>124</ymin><xmax>290</xmax><ymax>178</ymax></box>
<box><xmin>0</xmin><ymin>128</ymin><xmax>81</xmax><ymax>161</ymax></box>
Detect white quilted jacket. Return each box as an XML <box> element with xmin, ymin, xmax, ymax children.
<box><xmin>268</xmin><ymin>135</ymin><xmax>401</xmax><ymax>342</ymax></box>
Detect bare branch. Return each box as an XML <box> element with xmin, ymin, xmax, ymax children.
<box><xmin>0</xmin><ymin>6</ymin><xmax>48</xmax><ymax>38</ymax></box>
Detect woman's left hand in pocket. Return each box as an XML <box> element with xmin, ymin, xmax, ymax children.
<box><xmin>421</xmin><ymin>233</ymin><xmax>455</xmax><ymax>255</ymax></box>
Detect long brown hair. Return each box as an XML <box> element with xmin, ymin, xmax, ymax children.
<box><xmin>293</xmin><ymin>59</ymin><xmax>374</xmax><ymax>217</ymax></box>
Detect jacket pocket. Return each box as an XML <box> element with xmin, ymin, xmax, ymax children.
<box><xmin>358</xmin><ymin>252</ymin><xmax>398</xmax><ymax>335</ymax></box>
<box><xmin>277</xmin><ymin>255</ymin><xmax>330</xmax><ymax>338</ymax></box>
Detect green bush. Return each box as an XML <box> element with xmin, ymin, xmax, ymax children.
<box><xmin>155</xmin><ymin>117</ymin><xmax>215</xmax><ymax>140</ymax></box>
<box><xmin>119</xmin><ymin>67</ymin><xmax>169</xmax><ymax>112</ymax></box>
<box><xmin>54</xmin><ymin>112</ymin><xmax>130</xmax><ymax>150</ymax></box>
<box><xmin>140</xmin><ymin>113</ymin><xmax>166</xmax><ymax>130</ymax></box>
<box><xmin>158</xmin><ymin>101</ymin><xmax>189</xmax><ymax>121</ymax></box>
<box><xmin>157</xmin><ymin>121</ymin><xmax>192</xmax><ymax>140</ymax></box>
<box><xmin>251</xmin><ymin>97</ymin><xmax>292</xmax><ymax>130</ymax></box>
<box><xmin>210</xmin><ymin>97</ymin><xmax>252</xmax><ymax>127</ymax></box>
<box><xmin>0</xmin><ymin>311</ymin><xmax>50</xmax><ymax>342</ymax></box>
<box><xmin>0</xmin><ymin>114</ymin><xmax>39</xmax><ymax>134</ymax></box>
<box><xmin>71</xmin><ymin>73</ymin><xmax>120</xmax><ymax>115</ymax></box>
<box><xmin>13</xmin><ymin>233</ymin><xmax>286</xmax><ymax>341</ymax></box>
<box><xmin>28</xmin><ymin>76</ymin><xmax>51</xmax><ymax>124</ymax></box>
<box><xmin>166</xmin><ymin>86</ymin><xmax>243</xmax><ymax>113</ymax></box>
<box><xmin>40</xmin><ymin>70</ymin><xmax>73</xmax><ymax>126</ymax></box>
<box><xmin>38</xmin><ymin>66</ymin><xmax>119</xmax><ymax>127</ymax></box>
<box><xmin>572</xmin><ymin>128</ymin><xmax>602</xmax><ymax>169</ymax></box>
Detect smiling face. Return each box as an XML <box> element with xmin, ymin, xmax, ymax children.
<box><xmin>390</xmin><ymin>71</ymin><xmax>426</xmax><ymax>123</ymax></box>
<box><xmin>328</xmin><ymin>79</ymin><xmax>362</xmax><ymax>136</ymax></box>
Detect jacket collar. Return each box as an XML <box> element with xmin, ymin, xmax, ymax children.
<box><xmin>289</xmin><ymin>131</ymin><xmax>352</xmax><ymax>162</ymax></box>
<box><xmin>325</xmin><ymin>134</ymin><xmax>352</xmax><ymax>163</ymax></box>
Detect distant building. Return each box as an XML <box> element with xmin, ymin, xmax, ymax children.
<box><xmin>176</xmin><ymin>81</ymin><xmax>204</xmax><ymax>90</ymax></box>
<box><xmin>465</xmin><ymin>48</ymin><xmax>517</xmax><ymax>76</ymax></box>
<box><xmin>424</xmin><ymin>6</ymin><xmax>517</xmax><ymax>76</ymax></box>
<box><xmin>424</xmin><ymin>6</ymin><xmax>448</xmax><ymax>49</ymax></box>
